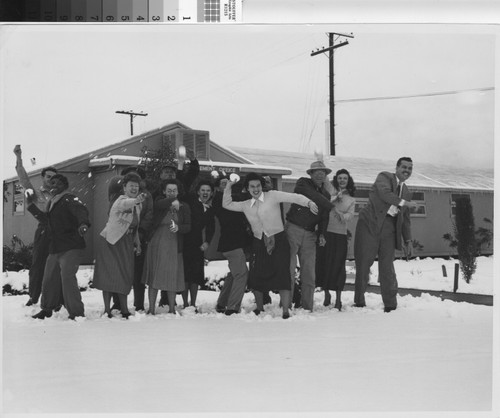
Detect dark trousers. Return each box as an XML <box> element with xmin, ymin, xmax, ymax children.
<box><xmin>216</xmin><ymin>248</ymin><xmax>249</xmax><ymax>311</ymax></box>
<box><xmin>41</xmin><ymin>249</ymin><xmax>85</xmax><ymax>317</ymax></box>
<box><xmin>354</xmin><ymin>216</ymin><xmax>398</xmax><ymax>308</ymax></box>
<box><xmin>28</xmin><ymin>223</ymin><xmax>50</xmax><ymax>303</ymax></box>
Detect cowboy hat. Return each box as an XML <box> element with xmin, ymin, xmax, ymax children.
<box><xmin>306</xmin><ymin>161</ymin><xmax>332</xmax><ymax>175</ymax></box>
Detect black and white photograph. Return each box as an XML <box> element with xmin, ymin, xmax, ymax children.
<box><xmin>1</xmin><ymin>16</ymin><xmax>498</xmax><ymax>418</ymax></box>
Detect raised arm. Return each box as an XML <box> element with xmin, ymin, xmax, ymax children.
<box><xmin>13</xmin><ymin>145</ymin><xmax>34</xmax><ymax>190</ymax></box>
<box><xmin>269</xmin><ymin>190</ymin><xmax>318</xmax><ymax>214</ymax></box>
<box><xmin>222</xmin><ymin>181</ymin><xmax>246</xmax><ymax>212</ymax></box>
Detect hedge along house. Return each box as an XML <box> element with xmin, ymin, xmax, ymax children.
<box><xmin>2</xmin><ymin>121</ymin><xmax>293</xmax><ymax>264</ymax></box>
<box><xmin>3</xmin><ymin>121</ymin><xmax>494</xmax><ymax>264</ymax></box>
<box><xmin>229</xmin><ymin>147</ymin><xmax>494</xmax><ymax>259</ymax></box>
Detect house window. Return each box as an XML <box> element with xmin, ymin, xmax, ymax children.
<box><xmin>409</xmin><ymin>191</ymin><xmax>426</xmax><ymax>217</ymax></box>
<box><xmin>13</xmin><ymin>182</ymin><xmax>25</xmax><ymax>215</ymax></box>
<box><xmin>163</xmin><ymin>129</ymin><xmax>210</xmax><ymax>160</ymax></box>
<box><xmin>450</xmin><ymin>193</ymin><xmax>471</xmax><ymax>216</ymax></box>
<box><xmin>353</xmin><ymin>189</ymin><xmax>370</xmax><ymax>214</ymax></box>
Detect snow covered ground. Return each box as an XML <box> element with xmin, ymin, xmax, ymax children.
<box><xmin>2</xmin><ymin>256</ymin><xmax>498</xmax><ymax>417</ymax></box>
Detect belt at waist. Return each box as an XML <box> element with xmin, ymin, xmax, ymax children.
<box><xmin>287</xmin><ymin>220</ymin><xmax>316</xmax><ymax>232</ymax></box>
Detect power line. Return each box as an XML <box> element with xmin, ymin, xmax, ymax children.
<box><xmin>336</xmin><ymin>87</ymin><xmax>494</xmax><ymax>104</ymax></box>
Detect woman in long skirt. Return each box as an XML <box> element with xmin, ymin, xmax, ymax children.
<box><xmin>142</xmin><ymin>179</ymin><xmax>191</xmax><ymax>314</ymax></box>
<box><xmin>316</xmin><ymin>169</ymin><xmax>356</xmax><ymax>310</ymax></box>
<box><xmin>223</xmin><ymin>172</ymin><xmax>318</xmax><ymax>319</ymax></box>
<box><xmin>93</xmin><ymin>172</ymin><xmax>145</xmax><ymax>318</ymax></box>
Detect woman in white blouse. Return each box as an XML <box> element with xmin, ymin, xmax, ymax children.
<box><xmin>317</xmin><ymin>169</ymin><xmax>356</xmax><ymax>310</ymax></box>
<box><xmin>223</xmin><ymin>172</ymin><xmax>318</xmax><ymax>319</ymax></box>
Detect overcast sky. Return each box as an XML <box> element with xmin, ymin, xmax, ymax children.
<box><xmin>0</xmin><ymin>23</ymin><xmax>496</xmax><ymax>179</ymax></box>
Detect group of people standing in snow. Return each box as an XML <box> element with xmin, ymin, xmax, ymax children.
<box><xmin>14</xmin><ymin>143</ymin><xmax>416</xmax><ymax>320</ymax></box>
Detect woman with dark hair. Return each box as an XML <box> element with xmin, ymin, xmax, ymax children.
<box><xmin>316</xmin><ymin>168</ymin><xmax>356</xmax><ymax>310</ymax></box>
<box><xmin>142</xmin><ymin>179</ymin><xmax>191</xmax><ymax>314</ymax></box>
<box><xmin>182</xmin><ymin>180</ymin><xmax>215</xmax><ymax>309</ymax></box>
<box><xmin>223</xmin><ymin>172</ymin><xmax>318</xmax><ymax>319</ymax></box>
<box><xmin>93</xmin><ymin>172</ymin><xmax>145</xmax><ymax>318</ymax></box>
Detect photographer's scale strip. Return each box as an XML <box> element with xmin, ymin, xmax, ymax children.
<box><xmin>24</xmin><ymin>0</ymin><xmax>242</xmax><ymax>23</ymax></box>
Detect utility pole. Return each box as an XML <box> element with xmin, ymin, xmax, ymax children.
<box><xmin>311</xmin><ymin>32</ymin><xmax>353</xmax><ymax>156</ymax></box>
<box><xmin>115</xmin><ymin>110</ymin><xmax>148</xmax><ymax>136</ymax></box>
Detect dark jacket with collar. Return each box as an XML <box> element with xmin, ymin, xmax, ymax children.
<box><xmin>183</xmin><ymin>193</ymin><xmax>215</xmax><ymax>250</ymax></box>
<box><xmin>28</xmin><ymin>192</ymin><xmax>90</xmax><ymax>254</ymax></box>
<box><xmin>212</xmin><ymin>191</ymin><xmax>252</xmax><ymax>253</ymax></box>
<box><xmin>286</xmin><ymin>177</ymin><xmax>332</xmax><ymax>234</ymax></box>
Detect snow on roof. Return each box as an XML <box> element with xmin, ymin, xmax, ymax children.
<box><xmin>229</xmin><ymin>147</ymin><xmax>494</xmax><ymax>192</ymax></box>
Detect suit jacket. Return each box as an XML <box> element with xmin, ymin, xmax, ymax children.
<box><xmin>359</xmin><ymin>171</ymin><xmax>412</xmax><ymax>250</ymax></box>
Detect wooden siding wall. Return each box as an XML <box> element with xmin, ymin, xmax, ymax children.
<box><xmin>3</xmin><ymin>162</ymin><xmax>96</xmax><ymax>264</ymax></box>
<box><xmin>281</xmin><ymin>180</ymin><xmax>493</xmax><ymax>258</ymax></box>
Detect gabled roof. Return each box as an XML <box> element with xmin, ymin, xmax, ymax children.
<box><xmin>4</xmin><ymin>121</ymin><xmax>190</xmax><ymax>182</ymax></box>
<box><xmin>229</xmin><ymin>147</ymin><xmax>494</xmax><ymax>192</ymax></box>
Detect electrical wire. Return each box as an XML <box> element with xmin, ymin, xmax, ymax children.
<box><xmin>336</xmin><ymin>87</ymin><xmax>494</xmax><ymax>104</ymax></box>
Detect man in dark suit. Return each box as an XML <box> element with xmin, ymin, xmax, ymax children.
<box><xmin>28</xmin><ymin>174</ymin><xmax>91</xmax><ymax>320</ymax></box>
<box><xmin>354</xmin><ymin>157</ymin><xmax>417</xmax><ymax>312</ymax></box>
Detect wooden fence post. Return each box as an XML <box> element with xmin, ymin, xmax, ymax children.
<box><xmin>453</xmin><ymin>263</ymin><xmax>459</xmax><ymax>293</ymax></box>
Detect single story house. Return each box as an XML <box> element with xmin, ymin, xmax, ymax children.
<box><xmin>3</xmin><ymin>121</ymin><xmax>493</xmax><ymax>264</ymax></box>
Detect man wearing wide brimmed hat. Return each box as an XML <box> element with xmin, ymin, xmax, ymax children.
<box><xmin>285</xmin><ymin>160</ymin><xmax>335</xmax><ymax>311</ymax></box>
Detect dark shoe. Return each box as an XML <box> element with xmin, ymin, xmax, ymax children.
<box><xmin>225</xmin><ymin>309</ymin><xmax>238</xmax><ymax>316</ymax></box>
<box><xmin>121</xmin><ymin>311</ymin><xmax>132</xmax><ymax>319</ymax></box>
<box><xmin>384</xmin><ymin>307</ymin><xmax>397</xmax><ymax>313</ymax></box>
<box><xmin>282</xmin><ymin>312</ymin><xmax>290</xmax><ymax>319</ymax></box>
<box><xmin>334</xmin><ymin>301</ymin><xmax>342</xmax><ymax>311</ymax></box>
<box><xmin>32</xmin><ymin>309</ymin><xmax>52</xmax><ymax>320</ymax></box>
<box><xmin>323</xmin><ymin>293</ymin><xmax>331</xmax><ymax>307</ymax></box>
<box><xmin>135</xmin><ymin>306</ymin><xmax>145</xmax><ymax>312</ymax></box>
<box><xmin>253</xmin><ymin>309</ymin><xmax>261</xmax><ymax>316</ymax></box>
<box><xmin>25</xmin><ymin>298</ymin><xmax>35</xmax><ymax>306</ymax></box>
<box><xmin>69</xmin><ymin>314</ymin><xmax>84</xmax><ymax>320</ymax></box>
<box><xmin>215</xmin><ymin>304</ymin><xmax>226</xmax><ymax>313</ymax></box>
<box><xmin>54</xmin><ymin>304</ymin><xmax>63</xmax><ymax>312</ymax></box>
<box><xmin>353</xmin><ymin>303</ymin><xmax>366</xmax><ymax>308</ymax></box>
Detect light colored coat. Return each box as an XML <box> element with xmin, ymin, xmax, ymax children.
<box><xmin>100</xmin><ymin>195</ymin><xmax>142</xmax><ymax>245</ymax></box>
<box><xmin>326</xmin><ymin>189</ymin><xmax>356</xmax><ymax>235</ymax></box>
